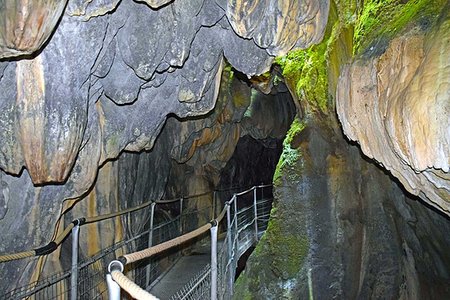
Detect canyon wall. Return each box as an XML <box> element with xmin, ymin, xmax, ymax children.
<box><xmin>235</xmin><ymin>0</ymin><xmax>450</xmax><ymax>298</ymax></box>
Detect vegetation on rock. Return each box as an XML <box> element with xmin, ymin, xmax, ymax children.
<box><xmin>275</xmin><ymin>0</ymin><xmax>445</xmax><ymax>114</ymax></box>
<box><xmin>273</xmin><ymin>118</ymin><xmax>304</xmax><ymax>186</ymax></box>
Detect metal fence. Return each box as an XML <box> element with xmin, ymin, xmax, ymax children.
<box><xmin>107</xmin><ymin>184</ymin><xmax>273</xmax><ymax>300</ymax></box>
<box><xmin>169</xmin><ymin>264</ymin><xmax>211</xmax><ymax>300</ymax></box>
<box><xmin>1</xmin><ymin>185</ymin><xmax>272</xmax><ymax>300</ymax></box>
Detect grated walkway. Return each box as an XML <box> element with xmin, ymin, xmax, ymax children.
<box><xmin>148</xmin><ymin>242</ymin><xmax>211</xmax><ymax>299</ymax></box>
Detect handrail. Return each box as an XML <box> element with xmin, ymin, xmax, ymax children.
<box><xmin>0</xmin><ymin>184</ymin><xmax>270</xmax><ymax>263</ymax></box>
<box><xmin>119</xmin><ymin>206</ymin><xmax>227</xmax><ymax>266</ymax></box>
<box><xmin>107</xmin><ymin>185</ymin><xmax>271</xmax><ymax>299</ymax></box>
<box><xmin>235</xmin><ymin>187</ymin><xmax>255</xmax><ymax>196</ymax></box>
<box><xmin>107</xmin><ymin>204</ymin><xmax>228</xmax><ymax>299</ymax></box>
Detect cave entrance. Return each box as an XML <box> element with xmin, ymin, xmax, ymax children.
<box><xmin>146</xmin><ymin>67</ymin><xmax>297</xmax><ymax>298</ymax></box>
<box><xmin>217</xmin><ymin>67</ymin><xmax>298</xmax><ymax>284</ymax></box>
<box><xmin>216</xmin><ymin>66</ymin><xmax>297</xmax><ymax>196</ymax></box>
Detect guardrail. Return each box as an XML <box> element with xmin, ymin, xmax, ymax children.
<box><xmin>107</xmin><ymin>184</ymin><xmax>273</xmax><ymax>300</ymax></box>
<box><xmin>0</xmin><ymin>184</ymin><xmax>273</xmax><ymax>300</ymax></box>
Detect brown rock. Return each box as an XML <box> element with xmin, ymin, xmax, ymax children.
<box><xmin>337</xmin><ymin>19</ymin><xmax>450</xmax><ymax>214</ymax></box>
<box><xmin>134</xmin><ymin>0</ymin><xmax>173</xmax><ymax>9</ymax></box>
<box><xmin>226</xmin><ymin>0</ymin><xmax>329</xmax><ymax>56</ymax></box>
<box><xmin>0</xmin><ymin>0</ymin><xmax>67</xmax><ymax>59</ymax></box>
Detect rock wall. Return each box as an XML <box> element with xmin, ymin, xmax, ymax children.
<box><xmin>337</xmin><ymin>9</ymin><xmax>450</xmax><ymax>214</ymax></box>
<box><xmin>0</xmin><ymin>66</ymin><xmax>295</xmax><ymax>292</ymax></box>
<box><xmin>0</xmin><ymin>0</ymin><xmax>324</xmax><ymax>292</ymax></box>
<box><xmin>235</xmin><ymin>115</ymin><xmax>450</xmax><ymax>299</ymax></box>
<box><xmin>235</xmin><ymin>0</ymin><xmax>450</xmax><ymax>299</ymax></box>
<box><xmin>0</xmin><ymin>0</ymin><xmax>449</xmax><ymax>297</ymax></box>
<box><xmin>0</xmin><ymin>0</ymin><xmax>328</xmax><ymax>186</ymax></box>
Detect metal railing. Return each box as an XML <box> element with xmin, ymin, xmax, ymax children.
<box><xmin>0</xmin><ymin>184</ymin><xmax>273</xmax><ymax>300</ymax></box>
<box><xmin>107</xmin><ymin>184</ymin><xmax>273</xmax><ymax>300</ymax></box>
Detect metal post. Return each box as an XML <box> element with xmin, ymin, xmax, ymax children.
<box><xmin>210</xmin><ymin>222</ymin><xmax>218</xmax><ymax>300</ymax></box>
<box><xmin>70</xmin><ymin>221</ymin><xmax>80</xmax><ymax>300</ymax></box>
<box><xmin>179</xmin><ymin>197</ymin><xmax>184</xmax><ymax>234</ymax></box>
<box><xmin>253</xmin><ymin>187</ymin><xmax>259</xmax><ymax>242</ymax></box>
<box><xmin>106</xmin><ymin>274</ymin><xmax>120</xmax><ymax>300</ymax></box>
<box><xmin>146</xmin><ymin>203</ymin><xmax>156</xmax><ymax>287</ymax></box>
<box><xmin>212</xmin><ymin>191</ymin><xmax>216</xmax><ymax>220</ymax></box>
<box><xmin>233</xmin><ymin>194</ymin><xmax>238</xmax><ymax>256</ymax></box>
<box><xmin>107</xmin><ymin>260</ymin><xmax>124</xmax><ymax>300</ymax></box>
<box><xmin>226</xmin><ymin>202</ymin><xmax>233</xmax><ymax>295</ymax></box>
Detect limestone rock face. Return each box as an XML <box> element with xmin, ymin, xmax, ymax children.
<box><xmin>235</xmin><ymin>116</ymin><xmax>450</xmax><ymax>299</ymax></box>
<box><xmin>66</xmin><ymin>0</ymin><xmax>120</xmax><ymax>19</ymax></box>
<box><xmin>0</xmin><ymin>0</ymin><xmax>328</xmax><ymax>187</ymax></box>
<box><xmin>135</xmin><ymin>0</ymin><xmax>173</xmax><ymax>9</ymax></box>
<box><xmin>226</xmin><ymin>0</ymin><xmax>329</xmax><ymax>56</ymax></box>
<box><xmin>337</xmin><ymin>17</ymin><xmax>450</xmax><ymax>214</ymax></box>
<box><xmin>0</xmin><ymin>0</ymin><xmax>67</xmax><ymax>59</ymax></box>
<box><xmin>0</xmin><ymin>0</ymin><xmax>326</xmax><ymax>293</ymax></box>
<box><xmin>0</xmin><ymin>65</ymin><xmax>295</xmax><ymax>294</ymax></box>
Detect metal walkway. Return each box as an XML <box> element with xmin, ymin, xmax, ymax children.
<box><xmin>107</xmin><ymin>185</ymin><xmax>273</xmax><ymax>299</ymax></box>
<box><xmin>0</xmin><ymin>184</ymin><xmax>273</xmax><ymax>300</ymax></box>
<box><xmin>149</xmin><ymin>241</ymin><xmax>213</xmax><ymax>298</ymax></box>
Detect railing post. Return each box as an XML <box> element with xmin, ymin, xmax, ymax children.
<box><xmin>146</xmin><ymin>202</ymin><xmax>156</xmax><ymax>287</ymax></box>
<box><xmin>233</xmin><ymin>194</ymin><xmax>238</xmax><ymax>255</ymax></box>
<box><xmin>107</xmin><ymin>261</ymin><xmax>124</xmax><ymax>300</ymax></box>
<box><xmin>179</xmin><ymin>197</ymin><xmax>184</xmax><ymax>234</ymax></box>
<box><xmin>70</xmin><ymin>220</ymin><xmax>81</xmax><ymax>300</ymax></box>
<box><xmin>261</xmin><ymin>183</ymin><xmax>264</xmax><ymax>200</ymax></box>
<box><xmin>226</xmin><ymin>201</ymin><xmax>233</xmax><ymax>296</ymax></box>
<box><xmin>212</xmin><ymin>191</ymin><xmax>216</xmax><ymax>220</ymax></box>
<box><xmin>253</xmin><ymin>187</ymin><xmax>259</xmax><ymax>242</ymax></box>
<box><xmin>210</xmin><ymin>221</ymin><xmax>218</xmax><ymax>300</ymax></box>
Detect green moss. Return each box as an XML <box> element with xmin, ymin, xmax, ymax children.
<box><xmin>276</xmin><ymin>41</ymin><xmax>329</xmax><ymax>113</ymax></box>
<box><xmin>275</xmin><ymin>0</ymin><xmax>444</xmax><ymax>115</ymax></box>
<box><xmin>233</xmin><ymin>274</ymin><xmax>253</xmax><ymax>300</ymax></box>
<box><xmin>223</xmin><ymin>64</ymin><xmax>234</xmax><ymax>81</ymax></box>
<box><xmin>273</xmin><ymin>118</ymin><xmax>305</xmax><ymax>186</ymax></box>
<box><xmin>234</xmin><ymin>203</ymin><xmax>309</xmax><ymax>298</ymax></box>
<box><xmin>233</xmin><ymin>88</ymin><xmax>250</xmax><ymax>108</ymax></box>
<box><xmin>264</xmin><ymin>215</ymin><xmax>309</xmax><ymax>279</ymax></box>
<box><xmin>353</xmin><ymin>0</ymin><xmax>445</xmax><ymax>55</ymax></box>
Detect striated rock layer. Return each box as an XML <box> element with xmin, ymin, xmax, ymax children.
<box><xmin>0</xmin><ymin>0</ymin><xmax>323</xmax><ymax>292</ymax></box>
<box><xmin>226</xmin><ymin>0</ymin><xmax>329</xmax><ymax>56</ymax></box>
<box><xmin>0</xmin><ymin>0</ymin><xmax>67</xmax><ymax>59</ymax></box>
<box><xmin>235</xmin><ymin>2</ymin><xmax>450</xmax><ymax>298</ymax></box>
<box><xmin>337</xmin><ymin>12</ymin><xmax>450</xmax><ymax>214</ymax></box>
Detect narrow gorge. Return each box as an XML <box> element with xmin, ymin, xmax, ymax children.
<box><xmin>0</xmin><ymin>0</ymin><xmax>448</xmax><ymax>299</ymax></box>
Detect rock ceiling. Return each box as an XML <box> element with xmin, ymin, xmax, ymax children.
<box><xmin>0</xmin><ymin>0</ymin><xmax>328</xmax><ymax>191</ymax></box>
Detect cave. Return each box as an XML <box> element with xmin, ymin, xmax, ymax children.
<box><xmin>0</xmin><ymin>0</ymin><xmax>449</xmax><ymax>300</ymax></box>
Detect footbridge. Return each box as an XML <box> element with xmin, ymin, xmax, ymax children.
<box><xmin>0</xmin><ymin>184</ymin><xmax>273</xmax><ymax>299</ymax></box>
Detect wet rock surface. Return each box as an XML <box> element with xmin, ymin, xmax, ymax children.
<box><xmin>235</xmin><ymin>116</ymin><xmax>450</xmax><ymax>299</ymax></box>
<box><xmin>0</xmin><ymin>1</ymin><xmax>325</xmax><ymax>289</ymax></box>
<box><xmin>0</xmin><ymin>0</ymin><xmax>67</xmax><ymax>59</ymax></box>
<box><xmin>337</xmin><ymin>13</ymin><xmax>450</xmax><ymax>214</ymax></box>
<box><xmin>0</xmin><ymin>0</ymin><xmax>327</xmax><ymax>185</ymax></box>
<box><xmin>0</xmin><ymin>67</ymin><xmax>295</xmax><ymax>292</ymax></box>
